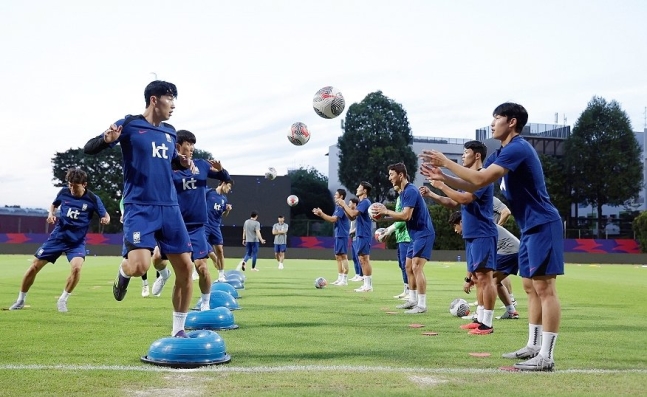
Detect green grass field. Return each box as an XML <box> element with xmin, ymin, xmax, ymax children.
<box><xmin>1</xmin><ymin>254</ymin><xmax>646</xmax><ymax>396</ymax></box>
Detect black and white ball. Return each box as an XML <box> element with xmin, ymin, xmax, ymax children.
<box><xmin>312</xmin><ymin>86</ymin><xmax>345</xmax><ymax>119</ymax></box>
<box><xmin>449</xmin><ymin>298</ymin><xmax>471</xmax><ymax>317</ymax></box>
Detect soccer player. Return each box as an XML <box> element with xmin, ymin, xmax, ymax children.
<box><xmin>448</xmin><ymin>211</ymin><xmax>519</xmax><ymax>320</ymax></box>
<box><xmin>149</xmin><ymin>130</ymin><xmax>231</xmax><ymax>311</ymax></box>
<box><xmin>419</xmin><ymin>140</ymin><xmax>498</xmax><ymax>333</ymax></box>
<box><xmin>348</xmin><ymin>199</ymin><xmax>363</xmax><ymax>282</ymax></box>
<box><xmin>420</xmin><ymin>102</ymin><xmax>563</xmax><ymax>371</ymax></box>
<box><xmin>374</xmin><ymin>163</ymin><xmax>435</xmax><ymax>313</ymax></box>
<box><xmin>8</xmin><ymin>168</ymin><xmax>110</xmax><ymax>312</ymax></box>
<box><xmin>312</xmin><ymin>189</ymin><xmax>351</xmax><ymax>286</ymax></box>
<box><xmin>206</xmin><ymin>180</ymin><xmax>233</xmax><ymax>282</ymax></box>
<box><xmin>336</xmin><ymin>182</ymin><xmax>374</xmax><ymax>292</ymax></box>
<box><xmin>272</xmin><ymin>215</ymin><xmax>289</xmax><ymax>269</ymax></box>
<box><xmin>83</xmin><ymin>80</ymin><xmax>196</xmax><ymax>337</ymax></box>
<box><xmin>376</xmin><ymin>184</ymin><xmax>411</xmax><ymax>300</ymax></box>
<box><xmin>237</xmin><ymin>211</ymin><xmax>266</xmax><ymax>271</ymax></box>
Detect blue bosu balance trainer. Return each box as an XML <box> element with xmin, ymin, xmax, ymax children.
<box><xmin>141</xmin><ymin>330</ymin><xmax>231</xmax><ymax>368</ymax></box>
<box><xmin>185</xmin><ymin>307</ymin><xmax>239</xmax><ymax>331</ymax></box>
<box><xmin>211</xmin><ymin>281</ymin><xmax>239</xmax><ymax>298</ymax></box>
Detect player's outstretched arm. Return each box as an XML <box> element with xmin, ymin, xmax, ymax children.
<box><xmin>84</xmin><ymin>124</ymin><xmax>122</xmax><ymax>155</ymax></box>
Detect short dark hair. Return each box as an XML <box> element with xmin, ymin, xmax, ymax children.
<box><xmin>144</xmin><ymin>80</ymin><xmax>178</xmax><ymax>107</ymax></box>
<box><xmin>448</xmin><ymin>211</ymin><xmax>462</xmax><ymax>225</ymax></box>
<box><xmin>349</xmin><ymin>198</ymin><xmax>359</xmax><ymax>205</ymax></box>
<box><xmin>278</xmin><ymin>215</ymin><xmax>284</xmax><ymax>218</ymax></box>
<box><xmin>66</xmin><ymin>168</ymin><xmax>87</xmax><ymax>184</ymax></box>
<box><xmin>251</xmin><ymin>211</ymin><xmax>258</xmax><ymax>218</ymax></box>
<box><xmin>493</xmin><ymin>102</ymin><xmax>528</xmax><ymax>133</ymax></box>
<box><xmin>463</xmin><ymin>140</ymin><xmax>487</xmax><ymax>160</ymax></box>
<box><xmin>360</xmin><ymin>181</ymin><xmax>372</xmax><ymax>195</ymax></box>
<box><xmin>176</xmin><ymin>130</ymin><xmax>196</xmax><ymax>145</ymax></box>
<box><xmin>219</xmin><ymin>178</ymin><xmax>234</xmax><ymax>186</ymax></box>
<box><xmin>388</xmin><ymin>162</ymin><xmax>408</xmax><ymax>179</ymax></box>
<box><xmin>336</xmin><ymin>189</ymin><xmax>347</xmax><ymax>199</ymax></box>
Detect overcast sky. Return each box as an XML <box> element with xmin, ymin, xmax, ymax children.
<box><xmin>1</xmin><ymin>0</ymin><xmax>646</xmax><ymax>209</ymax></box>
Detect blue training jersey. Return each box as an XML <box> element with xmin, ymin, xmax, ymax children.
<box><xmin>484</xmin><ymin>135</ymin><xmax>561</xmax><ymax>232</ymax></box>
<box><xmin>333</xmin><ymin>205</ymin><xmax>350</xmax><ymax>238</ymax></box>
<box><xmin>399</xmin><ymin>183</ymin><xmax>435</xmax><ymax>239</ymax></box>
<box><xmin>172</xmin><ymin>159</ymin><xmax>230</xmax><ymax>226</ymax></box>
<box><xmin>206</xmin><ymin>189</ymin><xmax>229</xmax><ymax>232</ymax></box>
<box><xmin>103</xmin><ymin>115</ymin><xmax>180</xmax><ymax>206</ymax></box>
<box><xmin>460</xmin><ymin>183</ymin><xmax>497</xmax><ymax>239</ymax></box>
<box><xmin>51</xmin><ymin>188</ymin><xmax>107</xmax><ymax>244</ymax></box>
<box><xmin>355</xmin><ymin>198</ymin><xmax>372</xmax><ymax>238</ymax></box>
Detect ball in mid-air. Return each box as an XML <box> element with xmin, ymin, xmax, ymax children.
<box><xmin>312</xmin><ymin>86</ymin><xmax>345</xmax><ymax>119</ymax></box>
<box><xmin>287</xmin><ymin>195</ymin><xmax>299</xmax><ymax>207</ymax></box>
<box><xmin>288</xmin><ymin>122</ymin><xmax>311</xmax><ymax>146</ymax></box>
<box><xmin>265</xmin><ymin>167</ymin><xmax>277</xmax><ymax>180</ymax></box>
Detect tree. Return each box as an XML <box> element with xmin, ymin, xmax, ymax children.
<box><xmin>564</xmin><ymin>96</ymin><xmax>643</xmax><ymax>236</ymax></box>
<box><xmin>193</xmin><ymin>148</ymin><xmax>214</xmax><ymax>161</ymax></box>
<box><xmin>288</xmin><ymin>167</ymin><xmax>335</xmax><ymax>236</ymax></box>
<box><xmin>538</xmin><ymin>154</ymin><xmax>571</xmax><ymax>220</ymax></box>
<box><xmin>337</xmin><ymin>91</ymin><xmax>418</xmax><ymax>202</ymax></box>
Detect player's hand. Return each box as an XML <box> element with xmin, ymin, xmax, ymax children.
<box><xmin>420</xmin><ymin>163</ymin><xmax>446</xmax><ymax>181</ymax></box>
<box><xmin>261</xmin><ymin>239</ymin><xmax>266</xmax><ymax>244</ymax></box>
<box><xmin>103</xmin><ymin>124</ymin><xmax>122</xmax><ymax>144</ymax></box>
<box><xmin>373</xmin><ymin>202</ymin><xmax>387</xmax><ymax>216</ymax></box>
<box><xmin>312</xmin><ymin>207</ymin><xmax>322</xmax><ymax>217</ymax></box>
<box><xmin>419</xmin><ymin>186</ymin><xmax>431</xmax><ymax>196</ymax></box>
<box><xmin>225</xmin><ymin>204</ymin><xmax>232</xmax><ymax>211</ymax></box>
<box><xmin>376</xmin><ymin>230</ymin><xmax>387</xmax><ymax>242</ymax></box>
<box><xmin>119</xmin><ymin>214</ymin><xmax>124</xmax><ymax>224</ymax></box>
<box><xmin>430</xmin><ymin>180</ymin><xmax>445</xmax><ymax>189</ymax></box>
<box><xmin>208</xmin><ymin>159</ymin><xmax>222</xmax><ymax>172</ymax></box>
<box><xmin>419</xmin><ymin>149</ymin><xmax>449</xmax><ymax>167</ymax></box>
<box><xmin>334</xmin><ymin>198</ymin><xmax>344</xmax><ymax>206</ymax></box>
<box><xmin>100</xmin><ymin>213</ymin><xmax>111</xmax><ymax>225</ymax></box>
<box><xmin>179</xmin><ymin>155</ymin><xmax>198</xmax><ymax>174</ymax></box>
<box><xmin>47</xmin><ymin>214</ymin><xmax>57</xmax><ymax>224</ymax></box>
<box><xmin>463</xmin><ymin>281</ymin><xmax>473</xmax><ymax>294</ymax></box>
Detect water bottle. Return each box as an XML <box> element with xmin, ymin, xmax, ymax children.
<box><xmin>457</xmin><ymin>255</ymin><xmax>461</xmax><ymax>262</ymax></box>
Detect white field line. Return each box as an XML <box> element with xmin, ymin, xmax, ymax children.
<box><xmin>0</xmin><ymin>364</ymin><xmax>646</xmax><ymax>374</ymax></box>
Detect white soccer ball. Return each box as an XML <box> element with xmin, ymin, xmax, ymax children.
<box><xmin>287</xmin><ymin>195</ymin><xmax>299</xmax><ymax>207</ymax></box>
<box><xmin>374</xmin><ymin>228</ymin><xmax>386</xmax><ymax>242</ymax></box>
<box><xmin>287</xmin><ymin>122</ymin><xmax>311</xmax><ymax>146</ymax></box>
<box><xmin>312</xmin><ymin>86</ymin><xmax>345</xmax><ymax>119</ymax></box>
<box><xmin>449</xmin><ymin>298</ymin><xmax>471</xmax><ymax>317</ymax></box>
<box><xmin>265</xmin><ymin>167</ymin><xmax>277</xmax><ymax>180</ymax></box>
<box><xmin>314</xmin><ymin>277</ymin><xmax>327</xmax><ymax>289</ymax></box>
<box><xmin>368</xmin><ymin>202</ymin><xmax>385</xmax><ymax>221</ymax></box>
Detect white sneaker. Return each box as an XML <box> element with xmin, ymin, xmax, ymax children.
<box><xmin>152</xmin><ymin>270</ymin><xmax>172</xmax><ymax>297</ymax></box>
<box><xmin>393</xmin><ymin>291</ymin><xmax>407</xmax><ymax>299</ymax></box>
<box><xmin>200</xmin><ymin>301</ymin><xmax>211</xmax><ymax>311</ymax></box>
<box><xmin>141</xmin><ymin>285</ymin><xmax>150</xmax><ymax>297</ymax></box>
<box><xmin>57</xmin><ymin>300</ymin><xmax>68</xmax><ymax>313</ymax></box>
<box><xmin>404</xmin><ymin>306</ymin><xmax>427</xmax><ymax>314</ymax></box>
<box><xmin>217</xmin><ymin>275</ymin><xmax>227</xmax><ymax>283</ymax></box>
<box><xmin>513</xmin><ymin>354</ymin><xmax>555</xmax><ymax>371</ymax></box>
<box><xmin>331</xmin><ymin>279</ymin><xmax>341</xmax><ymax>285</ymax></box>
<box><xmin>502</xmin><ymin>346</ymin><xmax>540</xmax><ymax>359</ymax></box>
<box><xmin>278</xmin><ymin>263</ymin><xmax>284</xmax><ymax>270</ymax></box>
<box><xmin>9</xmin><ymin>300</ymin><xmax>25</xmax><ymax>310</ymax></box>
<box><xmin>354</xmin><ymin>286</ymin><xmax>373</xmax><ymax>292</ymax></box>
<box><xmin>192</xmin><ymin>269</ymin><xmax>200</xmax><ymax>281</ymax></box>
<box><xmin>350</xmin><ymin>276</ymin><xmax>363</xmax><ymax>282</ymax></box>
<box><xmin>335</xmin><ymin>281</ymin><xmax>348</xmax><ymax>286</ymax></box>
<box><xmin>396</xmin><ymin>300</ymin><xmax>416</xmax><ymax>309</ymax></box>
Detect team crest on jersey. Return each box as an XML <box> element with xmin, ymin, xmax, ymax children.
<box><xmin>133</xmin><ymin>232</ymin><xmax>141</xmax><ymax>244</ymax></box>
<box><xmin>38</xmin><ymin>249</ymin><xmax>44</xmax><ymax>256</ymax></box>
<box><xmin>81</xmin><ymin>204</ymin><xmax>87</xmax><ymax>211</ymax></box>
<box><xmin>165</xmin><ymin>133</ymin><xmax>172</xmax><ymax>142</ymax></box>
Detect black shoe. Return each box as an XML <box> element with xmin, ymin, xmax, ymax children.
<box><xmin>113</xmin><ymin>274</ymin><xmax>130</xmax><ymax>301</ymax></box>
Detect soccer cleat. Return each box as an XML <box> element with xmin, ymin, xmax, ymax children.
<box><xmin>278</xmin><ymin>263</ymin><xmax>284</xmax><ymax>270</ymax></box>
<box><xmin>236</xmin><ymin>261</ymin><xmax>246</xmax><ymax>272</ymax></box>
<box><xmin>460</xmin><ymin>321</ymin><xmax>481</xmax><ymax>330</ymax></box>
<box><xmin>393</xmin><ymin>291</ymin><xmax>407</xmax><ymax>299</ymax></box>
<box><xmin>354</xmin><ymin>286</ymin><xmax>373</xmax><ymax>292</ymax></box>
<box><xmin>173</xmin><ymin>330</ymin><xmax>189</xmax><ymax>338</ymax></box>
<box><xmin>217</xmin><ymin>275</ymin><xmax>227</xmax><ymax>283</ymax></box>
<box><xmin>9</xmin><ymin>300</ymin><xmax>25</xmax><ymax>310</ymax></box>
<box><xmin>141</xmin><ymin>285</ymin><xmax>150</xmax><ymax>297</ymax></box>
<box><xmin>252</xmin><ymin>268</ymin><xmax>260</xmax><ymax>272</ymax></box>
<box><xmin>350</xmin><ymin>275</ymin><xmax>363</xmax><ymax>282</ymax></box>
<box><xmin>404</xmin><ymin>306</ymin><xmax>428</xmax><ymax>314</ymax></box>
<box><xmin>152</xmin><ymin>270</ymin><xmax>171</xmax><ymax>297</ymax></box>
<box><xmin>200</xmin><ymin>302</ymin><xmax>210</xmax><ymax>311</ymax></box>
<box><xmin>512</xmin><ymin>298</ymin><xmax>517</xmax><ymax>307</ymax></box>
<box><xmin>499</xmin><ymin>311</ymin><xmax>519</xmax><ymax>319</ymax></box>
<box><xmin>192</xmin><ymin>269</ymin><xmax>200</xmax><ymax>281</ymax></box>
<box><xmin>502</xmin><ymin>346</ymin><xmax>540</xmax><ymax>359</ymax></box>
<box><xmin>513</xmin><ymin>355</ymin><xmax>555</xmax><ymax>371</ymax></box>
<box><xmin>396</xmin><ymin>301</ymin><xmax>417</xmax><ymax>309</ymax></box>
<box><xmin>469</xmin><ymin>325</ymin><xmax>493</xmax><ymax>335</ymax></box>
<box><xmin>113</xmin><ymin>274</ymin><xmax>130</xmax><ymax>301</ymax></box>
<box><xmin>57</xmin><ymin>300</ymin><xmax>68</xmax><ymax>313</ymax></box>
<box><xmin>335</xmin><ymin>281</ymin><xmax>348</xmax><ymax>286</ymax></box>
<box><xmin>192</xmin><ymin>301</ymin><xmax>202</xmax><ymax>311</ymax></box>
<box><xmin>331</xmin><ymin>280</ymin><xmax>341</xmax><ymax>285</ymax></box>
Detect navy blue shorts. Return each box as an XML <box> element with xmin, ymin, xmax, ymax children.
<box><xmin>35</xmin><ymin>236</ymin><xmax>85</xmax><ymax>263</ymax></box>
<box><xmin>334</xmin><ymin>237</ymin><xmax>348</xmax><ymax>255</ymax></box>
<box><xmin>518</xmin><ymin>220</ymin><xmax>565</xmax><ymax>278</ymax></box>
<box><xmin>188</xmin><ymin>225</ymin><xmax>211</xmax><ymax>260</ymax></box>
<box><xmin>496</xmin><ymin>253</ymin><xmax>519</xmax><ymax>276</ymax></box>
<box><xmin>206</xmin><ymin>226</ymin><xmax>223</xmax><ymax>246</ymax></box>
<box><xmin>122</xmin><ymin>203</ymin><xmax>191</xmax><ymax>258</ymax></box>
<box><xmin>274</xmin><ymin>244</ymin><xmax>286</xmax><ymax>253</ymax></box>
<box><xmin>406</xmin><ymin>233</ymin><xmax>434</xmax><ymax>260</ymax></box>
<box><xmin>353</xmin><ymin>236</ymin><xmax>371</xmax><ymax>256</ymax></box>
<box><xmin>465</xmin><ymin>236</ymin><xmax>497</xmax><ymax>273</ymax></box>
